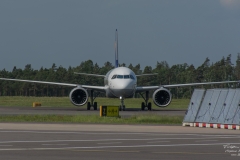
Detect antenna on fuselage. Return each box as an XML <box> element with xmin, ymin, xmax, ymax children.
<box><xmin>115</xmin><ymin>29</ymin><xmax>118</xmax><ymax>68</ymax></box>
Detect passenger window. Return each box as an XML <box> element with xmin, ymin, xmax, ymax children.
<box><xmin>111</xmin><ymin>75</ymin><xmax>117</xmax><ymax>79</ymax></box>
<box><xmin>117</xmin><ymin>75</ymin><xmax>123</xmax><ymax>79</ymax></box>
<box><xmin>124</xmin><ymin>75</ymin><xmax>130</xmax><ymax>79</ymax></box>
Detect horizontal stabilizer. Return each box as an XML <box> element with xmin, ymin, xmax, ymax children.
<box><xmin>74</xmin><ymin>72</ymin><xmax>105</xmax><ymax>77</ymax></box>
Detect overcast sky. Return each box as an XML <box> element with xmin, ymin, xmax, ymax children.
<box><xmin>1</xmin><ymin>0</ymin><xmax>240</xmax><ymax>71</ymax></box>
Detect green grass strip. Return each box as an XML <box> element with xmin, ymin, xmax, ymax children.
<box><xmin>0</xmin><ymin>97</ymin><xmax>190</xmax><ymax>109</ymax></box>
<box><xmin>0</xmin><ymin>115</ymin><xmax>184</xmax><ymax>125</ymax></box>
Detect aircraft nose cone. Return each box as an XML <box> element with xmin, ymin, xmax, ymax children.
<box><xmin>119</xmin><ymin>82</ymin><xmax>133</xmax><ymax>89</ymax></box>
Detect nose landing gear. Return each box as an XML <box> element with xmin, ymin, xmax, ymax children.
<box><xmin>119</xmin><ymin>96</ymin><xmax>126</xmax><ymax>111</ymax></box>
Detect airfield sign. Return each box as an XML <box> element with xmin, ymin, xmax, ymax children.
<box><xmin>100</xmin><ymin>106</ymin><xmax>119</xmax><ymax>117</ymax></box>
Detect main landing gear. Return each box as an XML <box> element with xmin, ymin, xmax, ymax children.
<box><xmin>87</xmin><ymin>90</ymin><xmax>100</xmax><ymax>110</ymax></box>
<box><xmin>139</xmin><ymin>91</ymin><xmax>152</xmax><ymax>111</ymax></box>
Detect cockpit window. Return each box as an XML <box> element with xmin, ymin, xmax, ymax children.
<box><xmin>130</xmin><ymin>75</ymin><xmax>135</xmax><ymax>79</ymax></box>
<box><xmin>124</xmin><ymin>75</ymin><xmax>130</xmax><ymax>79</ymax></box>
<box><xmin>117</xmin><ymin>75</ymin><xmax>123</xmax><ymax>79</ymax></box>
<box><xmin>112</xmin><ymin>74</ymin><xmax>135</xmax><ymax>79</ymax></box>
<box><xmin>111</xmin><ymin>75</ymin><xmax>117</xmax><ymax>79</ymax></box>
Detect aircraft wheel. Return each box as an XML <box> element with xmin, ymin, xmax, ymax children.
<box><xmin>87</xmin><ymin>102</ymin><xmax>91</xmax><ymax>110</ymax></box>
<box><xmin>147</xmin><ymin>102</ymin><xmax>152</xmax><ymax>111</ymax></box>
<box><xmin>119</xmin><ymin>105</ymin><xmax>122</xmax><ymax>111</ymax></box>
<box><xmin>123</xmin><ymin>105</ymin><xmax>126</xmax><ymax>111</ymax></box>
<box><xmin>94</xmin><ymin>102</ymin><xmax>97</xmax><ymax>110</ymax></box>
<box><xmin>141</xmin><ymin>102</ymin><xmax>145</xmax><ymax>111</ymax></box>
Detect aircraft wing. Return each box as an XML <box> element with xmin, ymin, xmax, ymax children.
<box><xmin>74</xmin><ymin>72</ymin><xmax>105</xmax><ymax>77</ymax></box>
<box><xmin>0</xmin><ymin>78</ymin><xmax>106</xmax><ymax>91</ymax></box>
<box><xmin>162</xmin><ymin>81</ymin><xmax>239</xmax><ymax>88</ymax></box>
<box><xmin>136</xmin><ymin>73</ymin><xmax>158</xmax><ymax>77</ymax></box>
<box><xmin>136</xmin><ymin>80</ymin><xmax>239</xmax><ymax>92</ymax></box>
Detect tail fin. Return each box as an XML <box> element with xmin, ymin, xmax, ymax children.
<box><xmin>115</xmin><ymin>29</ymin><xmax>118</xmax><ymax>68</ymax></box>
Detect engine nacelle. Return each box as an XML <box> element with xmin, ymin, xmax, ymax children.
<box><xmin>69</xmin><ymin>87</ymin><xmax>88</xmax><ymax>106</ymax></box>
<box><xmin>153</xmin><ymin>88</ymin><xmax>172</xmax><ymax>107</ymax></box>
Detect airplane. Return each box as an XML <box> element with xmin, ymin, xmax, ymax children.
<box><xmin>0</xmin><ymin>29</ymin><xmax>239</xmax><ymax>111</ymax></box>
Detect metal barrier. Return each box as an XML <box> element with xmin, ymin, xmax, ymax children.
<box><xmin>195</xmin><ymin>89</ymin><xmax>214</xmax><ymax>123</ymax></box>
<box><xmin>229</xmin><ymin>89</ymin><xmax>240</xmax><ymax>125</ymax></box>
<box><xmin>218</xmin><ymin>89</ymin><xmax>236</xmax><ymax>124</ymax></box>
<box><xmin>209</xmin><ymin>89</ymin><xmax>229</xmax><ymax>123</ymax></box>
<box><xmin>183</xmin><ymin>88</ymin><xmax>240</xmax><ymax>130</ymax></box>
<box><xmin>183</xmin><ymin>89</ymin><xmax>205</xmax><ymax>123</ymax></box>
<box><xmin>202</xmin><ymin>89</ymin><xmax>221</xmax><ymax>123</ymax></box>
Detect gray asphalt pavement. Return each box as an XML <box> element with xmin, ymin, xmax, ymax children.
<box><xmin>0</xmin><ymin>123</ymin><xmax>240</xmax><ymax>160</ymax></box>
<box><xmin>0</xmin><ymin>106</ymin><xmax>239</xmax><ymax>159</ymax></box>
<box><xmin>0</xmin><ymin>106</ymin><xmax>186</xmax><ymax>116</ymax></box>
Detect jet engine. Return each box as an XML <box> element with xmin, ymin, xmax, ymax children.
<box><xmin>152</xmin><ymin>88</ymin><xmax>172</xmax><ymax>107</ymax></box>
<box><xmin>69</xmin><ymin>87</ymin><xmax>88</xmax><ymax>106</ymax></box>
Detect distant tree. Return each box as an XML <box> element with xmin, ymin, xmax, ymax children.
<box><xmin>0</xmin><ymin>54</ymin><xmax>239</xmax><ymax>98</ymax></box>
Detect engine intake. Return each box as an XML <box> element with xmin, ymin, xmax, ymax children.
<box><xmin>69</xmin><ymin>87</ymin><xmax>88</xmax><ymax>106</ymax></box>
<box><xmin>153</xmin><ymin>88</ymin><xmax>172</xmax><ymax>107</ymax></box>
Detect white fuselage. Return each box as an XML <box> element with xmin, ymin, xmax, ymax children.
<box><xmin>104</xmin><ymin>67</ymin><xmax>137</xmax><ymax>98</ymax></box>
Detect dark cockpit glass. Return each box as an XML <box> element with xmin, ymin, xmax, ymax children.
<box><xmin>111</xmin><ymin>75</ymin><xmax>117</xmax><ymax>79</ymax></box>
<box><xmin>124</xmin><ymin>75</ymin><xmax>130</xmax><ymax>79</ymax></box>
<box><xmin>112</xmin><ymin>75</ymin><xmax>134</xmax><ymax>79</ymax></box>
<box><xmin>117</xmin><ymin>75</ymin><xmax>123</xmax><ymax>79</ymax></box>
<box><xmin>130</xmin><ymin>75</ymin><xmax>135</xmax><ymax>79</ymax></box>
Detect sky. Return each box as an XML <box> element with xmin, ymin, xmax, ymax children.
<box><xmin>1</xmin><ymin>0</ymin><xmax>240</xmax><ymax>71</ymax></box>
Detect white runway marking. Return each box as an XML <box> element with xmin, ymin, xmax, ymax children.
<box><xmin>0</xmin><ymin>130</ymin><xmax>215</xmax><ymax>136</ymax></box>
<box><xmin>195</xmin><ymin>140</ymin><xmax>218</xmax><ymax>142</ymax></box>
<box><xmin>0</xmin><ymin>131</ymin><xmax>167</xmax><ymax>135</ymax></box>
<box><xmin>42</xmin><ymin>144</ymin><xmax>68</xmax><ymax>146</ymax></box>
<box><xmin>97</xmin><ymin>142</ymin><xmax>122</xmax><ymax>145</ymax></box>
<box><xmin>0</xmin><ymin>135</ymin><xmax>237</xmax><ymax>144</ymax></box>
<box><xmin>147</xmin><ymin>141</ymin><xmax>170</xmax><ymax>143</ymax></box>
<box><xmin>0</xmin><ymin>142</ymin><xmax>240</xmax><ymax>151</ymax></box>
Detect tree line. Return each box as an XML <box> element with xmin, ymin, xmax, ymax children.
<box><xmin>0</xmin><ymin>54</ymin><xmax>240</xmax><ymax>98</ymax></box>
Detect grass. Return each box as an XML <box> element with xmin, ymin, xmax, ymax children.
<box><xmin>0</xmin><ymin>114</ymin><xmax>184</xmax><ymax>124</ymax></box>
<box><xmin>0</xmin><ymin>96</ymin><xmax>190</xmax><ymax>109</ymax></box>
<box><xmin>0</xmin><ymin>97</ymin><xmax>188</xmax><ymax>124</ymax></box>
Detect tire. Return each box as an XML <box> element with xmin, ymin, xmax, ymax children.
<box><xmin>147</xmin><ymin>102</ymin><xmax>152</xmax><ymax>111</ymax></box>
<box><xmin>94</xmin><ymin>102</ymin><xmax>97</xmax><ymax>110</ymax></box>
<box><xmin>119</xmin><ymin>105</ymin><xmax>122</xmax><ymax>111</ymax></box>
<box><xmin>87</xmin><ymin>102</ymin><xmax>91</xmax><ymax>110</ymax></box>
<box><xmin>141</xmin><ymin>102</ymin><xmax>145</xmax><ymax>111</ymax></box>
<box><xmin>123</xmin><ymin>105</ymin><xmax>126</xmax><ymax>111</ymax></box>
